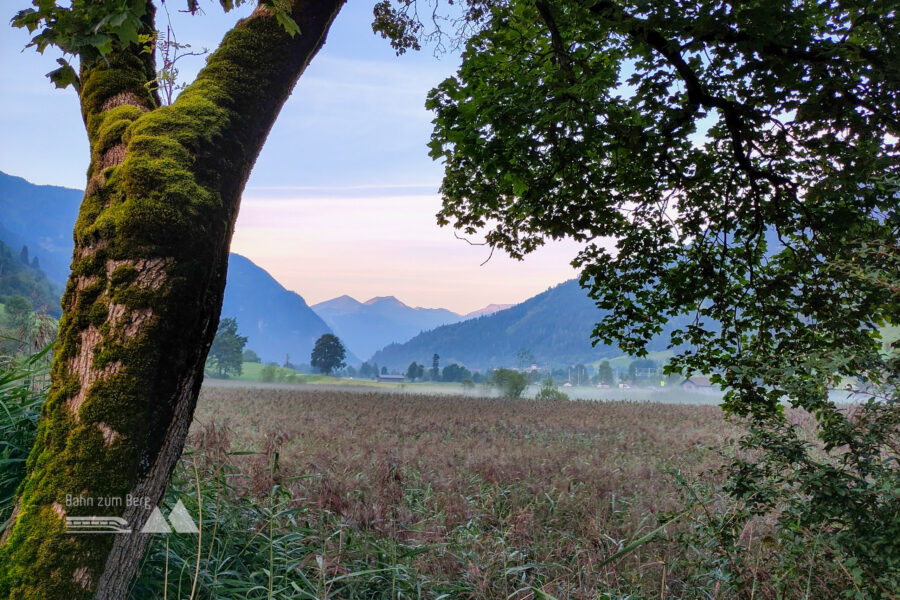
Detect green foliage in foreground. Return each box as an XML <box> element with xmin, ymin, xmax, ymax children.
<box><xmin>425</xmin><ymin>0</ymin><xmax>900</xmax><ymax>590</ymax></box>
<box><xmin>131</xmin><ymin>452</ymin><xmax>449</xmax><ymax>600</ymax></box>
<box><xmin>0</xmin><ymin>346</ymin><xmax>50</xmax><ymax>529</ymax></box>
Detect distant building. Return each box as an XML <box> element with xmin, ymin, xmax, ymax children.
<box><xmin>681</xmin><ymin>375</ymin><xmax>713</xmax><ymax>389</ymax></box>
<box><xmin>377</xmin><ymin>374</ymin><xmax>406</xmax><ymax>383</ymax></box>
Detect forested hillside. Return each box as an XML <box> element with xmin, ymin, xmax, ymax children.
<box><xmin>0</xmin><ymin>239</ymin><xmax>62</xmax><ymax>317</ymax></box>
<box><xmin>0</xmin><ymin>172</ymin><xmax>81</xmax><ymax>285</ymax></box>
<box><xmin>371</xmin><ymin>280</ymin><xmax>689</xmax><ymax>370</ymax></box>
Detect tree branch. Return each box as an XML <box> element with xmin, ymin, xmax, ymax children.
<box><xmin>534</xmin><ymin>0</ymin><xmax>577</xmax><ymax>85</ymax></box>
<box><xmin>589</xmin><ymin>1</ymin><xmax>792</xmax><ymax>188</ymax></box>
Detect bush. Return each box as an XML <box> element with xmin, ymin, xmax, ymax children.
<box><xmin>535</xmin><ymin>378</ymin><xmax>568</xmax><ymax>401</ymax></box>
<box><xmin>491</xmin><ymin>368</ymin><xmax>528</xmax><ymax>398</ymax></box>
<box><xmin>671</xmin><ymin>399</ymin><xmax>900</xmax><ymax>599</ymax></box>
<box><xmin>261</xmin><ymin>364</ymin><xmax>277</xmax><ymax>383</ymax></box>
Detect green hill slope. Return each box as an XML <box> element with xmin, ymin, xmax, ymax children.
<box><xmin>0</xmin><ymin>172</ymin><xmax>81</xmax><ymax>286</ymax></box>
<box><xmin>0</xmin><ymin>239</ymin><xmax>62</xmax><ymax>316</ymax></box>
<box><xmin>370</xmin><ymin>280</ymin><xmax>690</xmax><ymax>371</ymax></box>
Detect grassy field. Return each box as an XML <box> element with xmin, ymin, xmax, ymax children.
<box><xmin>209</xmin><ymin>362</ymin><xmax>726</xmax><ymax>404</ymax></box>
<box><xmin>229</xmin><ymin>361</ymin><xmax>401</xmax><ymax>387</ymax></box>
<box><xmin>134</xmin><ymin>385</ymin><xmax>749</xmax><ymax>599</ymax></box>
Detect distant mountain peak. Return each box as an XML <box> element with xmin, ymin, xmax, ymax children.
<box><xmin>312</xmin><ymin>294</ymin><xmax>466</xmax><ymax>359</ymax></box>
<box><xmin>363</xmin><ymin>295</ymin><xmax>408</xmax><ymax>308</ymax></box>
<box><xmin>465</xmin><ymin>303</ymin><xmax>514</xmax><ymax>319</ymax></box>
<box><xmin>329</xmin><ymin>294</ymin><xmax>363</xmax><ymax>306</ymax></box>
<box><xmin>311</xmin><ymin>294</ymin><xmax>363</xmax><ymax>311</ymax></box>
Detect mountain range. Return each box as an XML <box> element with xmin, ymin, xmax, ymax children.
<box><xmin>0</xmin><ymin>172</ymin><xmax>344</xmax><ymax>365</ymax></box>
<box><xmin>222</xmin><ymin>254</ymin><xmax>357</xmax><ymax>366</ymax></box>
<box><xmin>0</xmin><ymin>172</ymin><xmax>82</xmax><ymax>286</ymax></box>
<box><xmin>370</xmin><ymin>279</ymin><xmax>688</xmax><ymax>371</ymax></box>
<box><xmin>1</xmin><ymin>170</ymin><xmax>672</xmax><ymax>371</ymax></box>
<box><xmin>311</xmin><ymin>295</ymin><xmax>506</xmax><ymax>360</ymax></box>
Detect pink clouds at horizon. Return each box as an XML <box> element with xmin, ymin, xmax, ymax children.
<box><xmin>230</xmin><ymin>190</ymin><xmax>591</xmax><ymax>315</ymax></box>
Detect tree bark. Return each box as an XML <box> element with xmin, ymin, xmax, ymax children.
<box><xmin>0</xmin><ymin>1</ymin><xmax>344</xmax><ymax>598</ymax></box>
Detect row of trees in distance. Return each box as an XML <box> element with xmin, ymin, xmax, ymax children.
<box><xmin>207</xmin><ymin>323</ymin><xmax>677</xmax><ymax>389</ymax></box>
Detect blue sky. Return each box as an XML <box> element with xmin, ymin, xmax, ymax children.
<box><xmin>0</xmin><ymin>1</ymin><xmax>584</xmax><ymax>313</ymax></box>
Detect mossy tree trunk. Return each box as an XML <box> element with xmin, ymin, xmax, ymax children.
<box><xmin>0</xmin><ymin>1</ymin><xmax>344</xmax><ymax>598</ymax></box>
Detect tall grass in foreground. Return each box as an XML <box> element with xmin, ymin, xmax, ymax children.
<box><xmin>131</xmin><ymin>432</ymin><xmax>446</xmax><ymax>600</ymax></box>
<box><xmin>132</xmin><ymin>388</ymin><xmax>896</xmax><ymax>600</ymax></box>
<box><xmin>132</xmin><ymin>389</ymin><xmax>741</xmax><ymax>599</ymax></box>
<box><xmin>0</xmin><ymin>344</ymin><xmax>50</xmax><ymax>529</ymax></box>
<box><xmin>1</xmin><ymin>371</ymin><xmax>893</xmax><ymax>598</ymax></box>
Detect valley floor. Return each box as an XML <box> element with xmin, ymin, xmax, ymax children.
<box><xmin>203</xmin><ymin>376</ymin><xmax>727</xmax><ymax>404</ymax></box>
<box><xmin>134</xmin><ymin>386</ymin><xmax>744</xmax><ymax>599</ymax></box>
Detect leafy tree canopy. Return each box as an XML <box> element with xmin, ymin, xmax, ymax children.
<box><xmin>595</xmin><ymin>360</ymin><xmax>613</xmax><ymax>386</ymax></box>
<box><xmin>13</xmin><ymin>0</ymin><xmax>301</xmax><ymax>88</ymax></box>
<box><xmin>311</xmin><ymin>333</ymin><xmax>346</xmax><ymax>375</ymax></box>
<box><xmin>441</xmin><ymin>362</ymin><xmax>472</xmax><ymax>382</ymax></box>
<box><xmin>426</xmin><ymin>0</ymin><xmax>898</xmax><ymax>413</ymax></box>
<box><xmin>406</xmin><ymin>361</ymin><xmax>424</xmax><ymax>380</ymax></box>
<box><xmin>416</xmin><ymin>0</ymin><xmax>899</xmax><ymax>586</ymax></box>
<box><xmin>207</xmin><ymin>317</ymin><xmax>248</xmax><ymax>378</ymax></box>
<box><xmin>242</xmin><ymin>348</ymin><xmax>261</xmax><ymax>363</ymax></box>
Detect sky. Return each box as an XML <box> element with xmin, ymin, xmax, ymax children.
<box><xmin>0</xmin><ymin>1</ymin><xmax>586</xmax><ymax>314</ymax></box>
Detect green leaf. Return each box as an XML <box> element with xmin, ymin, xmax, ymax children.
<box><xmin>274</xmin><ymin>11</ymin><xmax>301</xmax><ymax>37</ymax></box>
<box><xmin>46</xmin><ymin>58</ymin><xmax>78</xmax><ymax>89</ymax></box>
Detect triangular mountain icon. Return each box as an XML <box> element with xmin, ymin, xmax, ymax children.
<box><xmin>140</xmin><ymin>506</ymin><xmax>172</xmax><ymax>534</ymax></box>
<box><xmin>168</xmin><ymin>500</ymin><xmax>199</xmax><ymax>533</ymax></box>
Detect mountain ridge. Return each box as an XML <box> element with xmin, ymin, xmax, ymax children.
<box><xmin>464</xmin><ymin>303</ymin><xmax>513</xmax><ymax>319</ymax></box>
<box><xmin>312</xmin><ymin>294</ymin><xmax>465</xmax><ymax>360</ymax></box>
<box><xmin>0</xmin><ymin>171</ymin><xmax>345</xmax><ymax>366</ymax></box>
<box><xmin>221</xmin><ymin>254</ymin><xmax>356</xmax><ymax>365</ymax></box>
<box><xmin>0</xmin><ymin>171</ymin><xmax>82</xmax><ymax>285</ymax></box>
<box><xmin>369</xmin><ymin>280</ymin><xmax>689</xmax><ymax>371</ymax></box>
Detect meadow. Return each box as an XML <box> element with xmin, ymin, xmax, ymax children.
<box><xmin>132</xmin><ymin>385</ymin><xmax>754</xmax><ymax>599</ymax></box>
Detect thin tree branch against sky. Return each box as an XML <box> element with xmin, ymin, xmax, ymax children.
<box><xmin>0</xmin><ymin>1</ymin><xmax>586</xmax><ymax>314</ymax></box>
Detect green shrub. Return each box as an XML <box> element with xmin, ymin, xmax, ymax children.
<box><xmin>671</xmin><ymin>399</ymin><xmax>900</xmax><ymax>600</ymax></box>
<box><xmin>535</xmin><ymin>377</ymin><xmax>568</xmax><ymax>401</ymax></box>
<box><xmin>491</xmin><ymin>368</ymin><xmax>528</xmax><ymax>398</ymax></box>
<box><xmin>261</xmin><ymin>364</ymin><xmax>277</xmax><ymax>383</ymax></box>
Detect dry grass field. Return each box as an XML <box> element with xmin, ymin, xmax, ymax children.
<box><xmin>134</xmin><ymin>386</ymin><xmax>747</xmax><ymax>599</ymax></box>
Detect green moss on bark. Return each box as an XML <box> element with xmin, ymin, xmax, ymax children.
<box><xmin>1</xmin><ymin>3</ymin><xmax>346</xmax><ymax>597</ymax></box>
